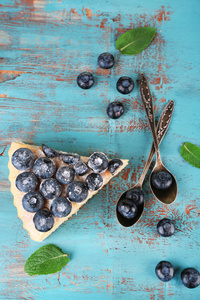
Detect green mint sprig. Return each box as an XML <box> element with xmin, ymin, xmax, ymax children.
<box><xmin>24</xmin><ymin>244</ymin><xmax>70</xmax><ymax>276</ymax></box>
<box><xmin>116</xmin><ymin>27</ymin><xmax>156</xmax><ymax>55</ymax></box>
<box><xmin>180</xmin><ymin>142</ymin><xmax>200</xmax><ymax>169</ymax></box>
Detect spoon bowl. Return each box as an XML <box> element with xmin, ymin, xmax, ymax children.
<box><xmin>150</xmin><ymin>163</ymin><xmax>177</xmax><ymax>205</ymax></box>
<box><xmin>116</xmin><ymin>185</ymin><xmax>144</xmax><ymax>227</ymax></box>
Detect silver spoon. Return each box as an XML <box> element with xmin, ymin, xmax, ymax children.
<box><xmin>139</xmin><ymin>73</ymin><xmax>177</xmax><ymax>205</ymax></box>
<box><xmin>116</xmin><ymin>100</ymin><xmax>175</xmax><ymax>227</ymax></box>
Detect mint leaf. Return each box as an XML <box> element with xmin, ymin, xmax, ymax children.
<box><xmin>116</xmin><ymin>27</ymin><xmax>156</xmax><ymax>55</ymax></box>
<box><xmin>180</xmin><ymin>142</ymin><xmax>200</xmax><ymax>169</ymax></box>
<box><xmin>24</xmin><ymin>244</ymin><xmax>70</xmax><ymax>276</ymax></box>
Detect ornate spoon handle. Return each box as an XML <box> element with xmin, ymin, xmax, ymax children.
<box><xmin>136</xmin><ymin>100</ymin><xmax>174</xmax><ymax>187</ymax></box>
<box><xmin>139</xmin><ymin>73</ymin><xmax>161</xmax><ymax>162</ymax></box>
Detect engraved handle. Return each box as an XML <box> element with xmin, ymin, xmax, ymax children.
<box><xmin>139</xmin><ymin>73</ymin><xmax>161</xmax><ymax>162</ymax></box>
<box><xmin>156</xmin><ymin>100</ymin><xmax>174</xmax><ymax>143</ymax></box>
<box><xmin>136</xmin><ymin>100</ymin><xmax>174</xmax><ymax>187</ymax></box>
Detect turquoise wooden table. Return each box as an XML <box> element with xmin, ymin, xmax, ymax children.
<box><xmin>0</xmin><ymin>0</ymin><xmax>200</xmax><ymax>299</ymax></box>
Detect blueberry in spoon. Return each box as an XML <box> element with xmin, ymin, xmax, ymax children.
<box><xmin>125</xmin><ymin>188</ymin><xmax>144</xmax><ymax>206</ymax></box>
<box><xmin>151</xmin><ymin>171</ymin><xmax>173</xmax><ymax>190</ymax></box>
<box><xmin>117</xmin><ymin>199</ymin><xmax>138</xmax><ymax>219</ymax></box>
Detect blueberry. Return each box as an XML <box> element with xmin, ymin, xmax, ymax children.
<box><xmin>181</xmin><ymin>268</ymin><xmax>200</xmax><ymax>289</ymax></box>
<box><xmin>33</xmin><ymin>209</ymin><xmax>54</xmax><ymax>232</ymax></box>
<box><xmin>88</xmin><ymin>152</ymin><xmax>109</xmax><ymax>173</ymax></box>
<box><xmin>151</xmin><ymin>171</ymin><xmax>173</xmax><ymax>190</ymax></box>
<box><xmin>22</xmin><ymin>191</ymin><xmax>44</xmax><ymax>213</ymax></box>
<box><xmin>98</xmin><ymin>52</ymin><xmax>115</xmax><ymax>69</ymax></box>
<box><xmin>157</xmin><ymin>218</ymin><xmax>175</xmax><ymax>237</ymax></box>
<box><xmin>50</xmin><ymin>196</ymin><xmax>72</xmax><ymax>218</ymax></box>
<box><xmin>61</xmin><ymin>153</ymin><xmax>80</xmax><ymax>165</ymax></box>
<box><xmin>16</xmin><ymin>172</ymin><xmax>38</xmax><ymax>193</ymax></box>
<box><xmin>33</xmin><ymin>157</ymin><xmax>56</xmax><ymax>179</ymax></box>
<box><xmin>107</xmin><ymin>101</ymin><xmax>124</xmax><ymax>119</ymax></box>
<box><xmin>85</xmin><ymin>173</ymin><xmax>103</xmax><ymax>191</ymax></box>
<box><xmin>116</xmin><ymin>76</ymin><xmax>134</xmax><ymax>94</ymax></box>
<box><xmin>40</xmin><ymin>178</ymin><xmax>62</xmax><ymax>200</ymax></box>
<box><xmin>155</xmin><ymin>261</ymin><xmax>174</xmax><ymax>282</ymax></box>
<box><xmin>77</xmin><ymin>72</ymin><xmax>94</xmax><ymax>89</ymax></box>
<box><xmin>42</xmin><ymin>144</ymin><xmax>60</xmax><ymax>158</ymax></box>
<box><xmin>108</xmin><ymin>159</ymin><xmax>123</xmax><ymax>175</ymax></box>
<box><xmin>125</xmin><ymin>188</ymin><xmax>144</xmax><ymax>206</ymax></box>
<box><xmin>11</xmin><ymin>148</ymin><xmax>35</xmax><ymax>171</ymax></box>
<box><xmin>74</xmin><ymin>161</ymin><xmax>89</xmax><ymax>176</ymax></box>
<box><xmin>56</xmin><ymin>166</ymin><xmax>75</xmax><ymax>185</ymax></box>
<box><xmin>66</xmin><ymin>181</ymin><xmax>88</xmax><ymax>203</ymax></box>
<box><xmin>117</xmin><ymin>199</ymin><xmax>138</xmax><ymax>219</ymax></box>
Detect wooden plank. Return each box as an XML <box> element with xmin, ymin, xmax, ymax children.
<box><xmin>0</xmin><ymin>0</ymin><xmax>200</xmax><ymax>299</ymax></box>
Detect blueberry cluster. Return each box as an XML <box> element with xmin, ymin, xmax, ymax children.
<box><xmin>154</xmin><ymin>218</ymin><xmax>200</xmax><ymax>288</ymax></box>
<box><xmin>117</xmin><ymin>173</ymin><xmax>173</xmax><ymax>223</ymax></box>
<box><xmin>117</xmin><ymin>188</ymin><xmax>144</xmax><ymax>220</ymax></box>
<box><xmin>12</xmin><ymin>146</ymin><xmax>123</xmax><ymax>233</ymax></box>
<box><xmin>77</xmin><ymin>52</ymin><xmax>135</xmax><ymax>120</ymax></box>
<box><xmin>155</xmin><ymin>261</ymin><xmax>200</xmax><ymax>289</ymax></box>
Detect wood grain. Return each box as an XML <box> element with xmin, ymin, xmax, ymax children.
<box><xmin>0</xmin><ymin>0</ymin><xmax>200</xmax><ymax>299</ymax></box>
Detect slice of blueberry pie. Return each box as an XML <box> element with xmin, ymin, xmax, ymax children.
<box><xmin>8</xmin><ymin>142</ymin><xmax>128</xmax><ymax>242</ymax></box>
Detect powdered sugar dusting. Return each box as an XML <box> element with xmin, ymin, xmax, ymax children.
<box><xmin>56</xmin><ymin>203</ymin><xmax>66</xmax><ymax>213</ymax></box>
<box><xmin>94</xmin><ymin>157</ymin><xmax>103</xmax><ymax>166</ymax></box>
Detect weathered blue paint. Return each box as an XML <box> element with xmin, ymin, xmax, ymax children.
<box><xmin>0</xmin><ymin>0</ymin><xmax>200</xmax><ymax>299</ymax></box>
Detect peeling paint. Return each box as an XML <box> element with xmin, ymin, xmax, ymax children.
<box><xmin>0</xmin><ymin>70</ymin><xmax>24</xmax><ymax>84</ymax></box>
<box><xmin>0</xmin><ymin>2</ymin><xmax>199</xmax><ymax>300</ymax></box>
<box><xmin>0</xmin><ymin>145</ymin><xmax>7</xmax><ymax>156</ymax></box>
